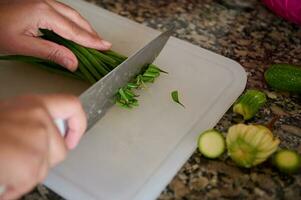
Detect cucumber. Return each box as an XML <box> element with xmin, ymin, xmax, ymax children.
<box><xmin>265</xmin><ymin>64</ymin><xmax>301</xmax><ymax>93</ymax></box>
<box><xmin>233</xmin><ymin>90</ymin><xmax>266</xmax><ymax>120</ymax></box>
<box><xmin>198</xmin><ymin>129</ymin><xmax>225</xmax><ymax>159</ymax></box>
<box><xmin>272</xmin><ymin>149</ymin><xmax>301</xmax><ymax>174</ymax></box>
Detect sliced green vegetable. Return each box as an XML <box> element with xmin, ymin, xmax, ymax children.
<box><xmin>233</xmin><ymin>89</ymin><xmax>266</xmax><ymax>120</ymax></box>
<box><xmin>118</xmin><ymin>88</ymin><xmax>129</xmax><ymax>103</ymax></box>
<box><xmin>272</xmin><ymin>149</ymin><xmax>301</xmax><ymax>174</ymax></box>
<box><xmin>135</xmin><ymin>75</ymin><xmax>146</xmax><ymax>87</ymax></box>
<box><xmin>124</xmin><ymin>89</ymin><xmax>137</xmax><ymax>98</ymax></box>
<box><xmin>148</xmin><ymin>64</ymin><xmax>168</xmax><ymax>74</ymax></box>
<box><xmin>198</xmin><ymin>129</ymin><xmax>225</xmax><ymax>159</ymax></box>
<box><xmin>171</xmin><ymin>90</ymin><xmax>185</xmax><ymax>107</ymax></box>
<box><xmin>142</xmin><ymin>71</ymin><xmax>160</xmax><ymax>78</ymax></box>
<box><xmin>115</xmin><ymin>64</ymin><xmax>165</xmax><ymax>108</ymax></box>
<box><xmin>141</xmin><ymin>76</ymin><xmax>155</xmax><ymax>83</ymax></box>
<box><xmin>126</xmin><ymin>83</ymin><xmax>139</xmax><ymax>89</ymax></box>
<box><xmin>264</xmin><ymin>64</ymin><xmax>301</xmax><ymax>93</ymax></box>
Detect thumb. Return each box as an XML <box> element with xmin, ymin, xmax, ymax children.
<box><xmin>38</xmin><ymin>94</ymin><xmax>87</xmax><ymax>150</ymax></box>
<box><xmin>17</xmin><ymin>36</ymin><xmax>78</xmax><ymax>71</ymax></box>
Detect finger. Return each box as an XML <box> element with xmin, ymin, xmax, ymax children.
<box><xmin>15</xmin><ymin>36</ymin><xmax>78</xmax><ymax>71</ymax></box>
<box><xmin>37</xmin><ymin>157</ymin><xmax>49</xmax><ymax>182</ymax></box>
<box><xmin>1</xmin><ymin>182</ymin><xmax>35</xmax><ymax>200</ymax></box>
<box><xmin>46</xmin><ymin>0</ymin><xmax>96</xmax><ymax>34</ymax></box>
<box><xmin>39</xmin><ymin>94</ymin><xmax>87</xmax><ymax>150</ymax></box>
<box><xmin>40</xmin><ymin>9</ymin><xmax>111</xmax><ymax>50</ymax></box>
<box><xmin>46</xmin><ymin>119</ymin><xmax>68</xmax><ymax>167</ymax></box>
<box><xmin>0</xmin><ymin>186</ymin><xmax>18</xmax><ymax>200</ymax></box>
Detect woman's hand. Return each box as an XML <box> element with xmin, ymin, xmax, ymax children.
<box><xmin>0</xmin><ymin>0</ymin><xmax>111</xmax><ymax>71</ymax></box>
<box><xmin>0</xmin><ymin>94</ymin><xmax>86</xmax><ymax>200</ymax></box>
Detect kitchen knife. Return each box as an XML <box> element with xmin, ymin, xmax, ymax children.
<box><xmin>56</xmin><ymin>28</ymin><xmax>173</xmax><ymax>136</ymax></box>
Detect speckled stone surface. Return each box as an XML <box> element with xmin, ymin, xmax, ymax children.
<box><xmin>22</xmin><ymin>0</ymin><xmax>301</xmax><ymax>199</ymax></box>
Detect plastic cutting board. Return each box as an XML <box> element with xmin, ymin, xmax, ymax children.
<box><xmin>0</xmin><ymin>0</ymin><xmax>247</xmax><ymax>199</ymax></box>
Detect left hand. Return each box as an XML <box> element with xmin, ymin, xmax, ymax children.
<box><xmin>0</xmin><ymin>0</ymin><xmax>111</xmax><ymax>71</ymax></box>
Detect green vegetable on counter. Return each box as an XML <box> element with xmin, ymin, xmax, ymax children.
<box><xmin>272</xmin><ymin>149</ymin><xmax>301</xmax><ymax>174</ymax></box>
<box><xmin>226</xmin><ymin>124</ymin><xmax>280</xmax><ymax>168</ymax></box>
<box><xmin>233</xmin><ymin>89</ymin><xmax>267</xmax><ymax>120</ymax></box>
<box><xmin>198</xmin><ymin>129</ymin><xmax>225</xmax><ymax>159</ymax></box>
<box><xmin>264</xmin><ymin>64</ymin><xmax>301</xmax><ymax>93</ymax></box>
<box><xmin>0</xmin><ymin>29</ymin><xmax>167</xmax><ymax>109</ymax></box>
<box><xmin>171</xmin><ymin>90</ymin><xmax>185</xmax><ymax>107</ymax></box>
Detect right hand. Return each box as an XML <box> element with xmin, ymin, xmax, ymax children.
<box><xmin>0</xmin><ymin>94</ymin><xmax>86</xmax><ymax>200</ymax></box>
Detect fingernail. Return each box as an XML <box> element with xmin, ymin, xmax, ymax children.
<box><xmin>67</xmin><ymin>140</ymin><xmax>77</xmax><ymax>150</ymax></box>
<box><xmin>0</xmin><ymin>185</ymin><xmax>6</xmax><ymax>197</ymax></box>
<box><xmin>63</xmin><ymin>58</ymin><xmax>74</xmax><ymax>69</ymax></box>
<box><xmin>101</xmin><ymin>40</ymin><xmax>112</xmax><ymax>48</ymax></box>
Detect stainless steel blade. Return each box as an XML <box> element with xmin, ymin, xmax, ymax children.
<box><xmin>79</xmin><ymin>29</ymin><xmax>173</xmax><ymax>130</ymax></box>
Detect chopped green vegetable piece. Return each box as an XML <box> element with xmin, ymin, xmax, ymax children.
<box><xmin>143</xmin><ymin>71</ymin><xmax>160</xmax><ymax>78</ymax></box>
<box><xmin>198</xmin><ymin>129</ymin><xmax>225</xmax><ymax>159</ymax></box>
<box><xmin>171</xmin><ymin>90</ymin><xmax>185</xmax><ymax>107</ymax></box>
<box><xmin>146</xmin><ymin>67</ymin><xmax>160</xmax><ymax>74</ymax></box>
<box><xmin>124</xmin><ymin>89</ymin><xmax>137</xmax><ymax>98</ymax></box>
<box><xmin>141</xmin><ymin>76</ymin><xmax>155</xmax><ymax>83</ymax></box>
<box><xmin>118</xmin><ymin>88</ymin><xmax>130</xmax><ymax>103</ymax></box>
<box><xmin>135</xmin><ymin>75</ymin><xmax>146</xmax><ymax>87</ymax></box>
<box><xmin>272</xmin><ymin>149</ymin><xmax>301</xmax><ymax>174</ymax></box>
<box><xmin>148</xmin><ymin>64</ymin><xmax>168</xmax><ymax>74</ymax></box>
<box><xmin>117</xmin><ymin>99</ymin><xmax>127</xmax><ymax>104</ymax></box>
<box><xmin>116</xmin><ymin>101</ymin><xmax>132</xmax><ymax>109</ymax></box>
<box><xmin>129</xmin><ymin>98</ymin><xmax>139</xmax><ymax>106</ymax></box>
<box><xmin>127</xmin><ymin>83</ymin><xmax>138</xmax><ymax>89</ymax></box>
<box><xmin>114</xmin><ymin>64</ymin><xmax>164</xmax><ymax>108</ymax></box>
<box><xmin>233</xmin><ymin>89</ymin><xmax>266</xmax><ymax>120</ymax></box>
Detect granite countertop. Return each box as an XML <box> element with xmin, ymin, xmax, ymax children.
<box><xmin>23</xmin><ymin>0</ymin><xmax>301</xmax><ymax>199</ymax></box>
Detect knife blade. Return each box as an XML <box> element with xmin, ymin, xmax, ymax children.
<box><xmin>56</xmin><ymin>28</ymin><xmax>173</xmax><ymax>136</ymax></box>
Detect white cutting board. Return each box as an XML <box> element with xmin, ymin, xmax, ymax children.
<box><xmin>0</xmin><ymin>0</ymin><xmax>247</xmax><ymax>199</ymax></box>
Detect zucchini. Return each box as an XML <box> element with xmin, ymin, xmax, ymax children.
<box><xmin>198</xmin><ymin>129</ymin><xmax>225</xmax><ymax>159</ymax></box>
<box><xmin>272</xmin><ymin>149</ymin><xmax>301</xmax><ymax>174</ymax></box>
<box><xmin>265</xmin><ymin>64</ymin><xmax>301</xmax><ymax>93</ymax></box>
<box><xmin>233</xmin><ymin>90</ymin><xmax>266</xmax><ymax>120</ymax></box>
